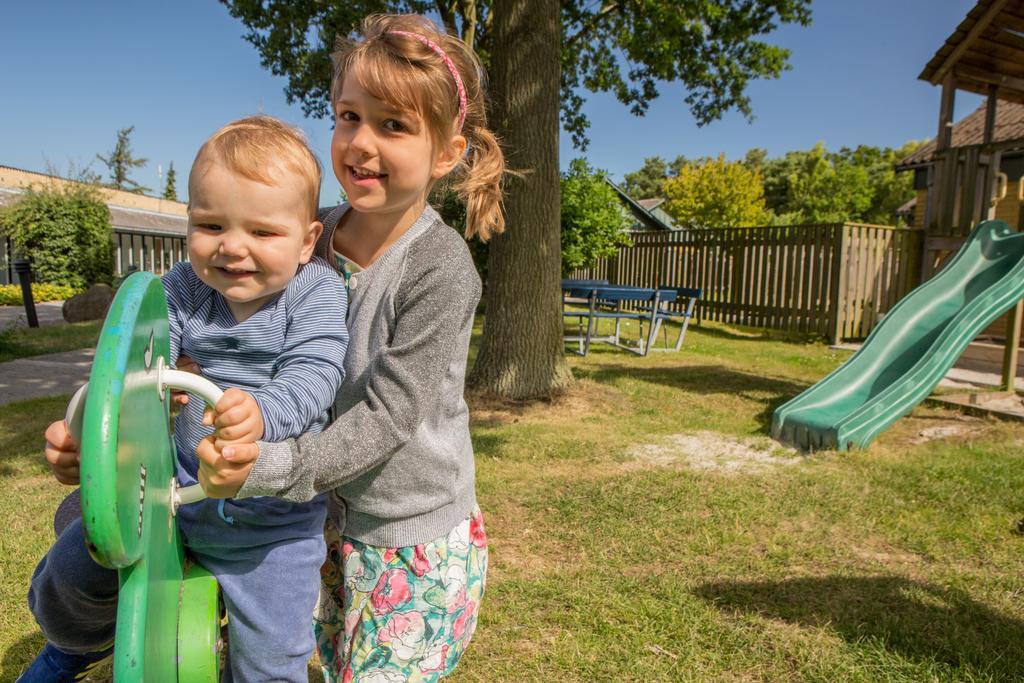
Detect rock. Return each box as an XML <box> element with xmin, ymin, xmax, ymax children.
<box><xmin>62</xmin><ymin>284</ymin><xmax>115</xmax><ymax>322</ymax></box>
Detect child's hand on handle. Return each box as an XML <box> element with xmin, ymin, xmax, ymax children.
<box><xmin>44</xmin><ymin>419</ymin><xmax>81</xmax><ymax>485</ymax></box>
<box><xmin>194</xmin><ymin>436</ymin><xmax>259</xmax><ymax>498</ymax></box>
<box><xmin>203</xmin><ymin>388</ymin><xmax>264</xmax><ymax>450</ymax></box>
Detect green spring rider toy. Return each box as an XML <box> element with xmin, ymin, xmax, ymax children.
<box><xmin>64</xmin><ymin>272</ymin><xmax>224</xmax><ymax>682</ymax></box>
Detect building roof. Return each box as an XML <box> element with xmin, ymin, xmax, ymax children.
<box><xmin>896</xmin><ymin>196</ymin><xmax>917</xmax><ymax>217</ymax></box>
<box><xmin>896</xmin><ymin>100</ymin><xmax>1024</xmax><ymax>169</ymax></box>
<box><xmin>919</xmin><ymin>0</ymin><xmax>1024</xmax><ymax>105</ymax></box>
<box><xmin>0</xmin><ymin>164</ymin><xmax>187</xmax><ymax>217</ymax></box>
<box><xmin>605</xmin><ymin>179</ymin><xmax>677</xmax><ymax>231</ymax></box>
<box><xmin>109</xmin><ymin>205</ymin><xmax>187</xmax><ymax>236</ymax></box>
<box><xmin>0</xmin><ymin>165</ymin><xmax>188</xmax><ymax>236</ymax></box>
<box><xmin>637</xmin><ymin>198</ymin><xmax>665</xmax><ymax>211</ymax></box>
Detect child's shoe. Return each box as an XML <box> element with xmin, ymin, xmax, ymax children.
<box><xmin>16</xmin><ymin>642</ymin><xmax>113</xmax><ymax>682</ymax></box>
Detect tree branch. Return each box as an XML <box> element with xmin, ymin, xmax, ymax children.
<box><xmin>565</xmin><ymin>1</ymin><xmax>619</xmax><ymax>47</ymax></box>
<box><xmin>435</xmin><ymin>0</ymin><xmax>459</xmax><ymax>35</ymax></box>
<box><xmin>460</xmin><ymin>0</ymin><xmax>477</xmax><ymax>50</ymax></box>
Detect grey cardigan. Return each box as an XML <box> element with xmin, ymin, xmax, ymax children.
<box><xmin>236</xmin><ymin>203</ymin><xmax>482</xmax><ymax>547</ymax></box>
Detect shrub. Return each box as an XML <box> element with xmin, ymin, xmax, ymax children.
<box><xmin>560</xmin><ymin>159</ymin><xmax>633</xmax><ymax>274</ymax></box>
<box><xmin>0</xmin><ymin>183</ymin><xmax>115</xmax><ymax>289</ymax></box>
<box><xmin>0</xmin><ymin>283</ymin><xmax>81</xmax><ymax>305</ymax></box>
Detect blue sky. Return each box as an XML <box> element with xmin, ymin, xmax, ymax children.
<box><xmin>2</xmin><ymin>1</ymin><xmax>983</xmax><ymax>202</ymax></box>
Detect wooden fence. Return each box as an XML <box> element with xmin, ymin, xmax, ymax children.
<box><xmin>570</xmin><ymin>223</ymin><xmax>923</xmax><ymax>343</ymax></box>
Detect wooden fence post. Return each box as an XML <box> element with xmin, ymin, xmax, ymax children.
<box><xmin>828</xmin><ymin>224</ymin><xmax>848</xmax><ymax>344</ymax></box>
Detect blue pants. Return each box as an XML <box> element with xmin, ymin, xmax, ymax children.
<box><xmin>28</xmin><ymin>493</ymin><xmax>327</xmax><ymax>683</ymax></box>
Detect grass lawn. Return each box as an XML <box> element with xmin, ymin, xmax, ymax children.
<box><xmin>0</xmin><ymin>320</ymin><xmax>102</xmax><ymax>363</ymax></box>
<box><xmin>4</xmin><ymin>318</ymin><xmax>1024</xmax><ymax>681</ymax></box>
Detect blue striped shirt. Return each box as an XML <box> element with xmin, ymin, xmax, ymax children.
<box><xmin>162</xmin><ymin>258</ymin><xmax>348</xmax><ymax>482</ymax></box>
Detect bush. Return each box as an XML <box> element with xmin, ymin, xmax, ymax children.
<box><xmin>561</xmin><ymin>159</ymin><xmax>632</xmax><ymax>273</ymax></box>
<box><xmin>0</xmin><ymin>183</ymin><xmax>115</xmax><ymax>289</ymax></box>
<box><xmin>0</xmin><ymin>283</ymin><xmax>81</xmax><ymax>305</ymax></box>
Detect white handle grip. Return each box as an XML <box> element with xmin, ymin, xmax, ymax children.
<box><xmin>159</xmin><ymin>365</ymin><xmax>224</xmax><ymax>407</ymax></box>
<box><xmin>65</xmin><ymin>384</ymin><xmax>89</xmax><ymax>444</ymax></box>
<box><xmin>64</xmin><ymin>358</ymin><xmax>226</xmax><ymax>512</ymax></box>
<box><xmin>159</xmin><ymin>362</ymin><xmax>225</xmax><ymax>511</ymax></box>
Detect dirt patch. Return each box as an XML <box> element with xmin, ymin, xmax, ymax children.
<box><xmin>910</xmin><ymin>423</ymin><xmax>982</xmax><ymax>444</ymax></box>
<box><xmin>480</xmin><ymin>495</ymin><xmax>571</xmax><ymax>577</ymax></box>
<box><xmin>626</xmin><ymin>431</ymin><xmax>803</xmax><ymax>474</ymax></box>
<box><xmin>848</xmin><ymin>536</ymin><xmax>930</xmax><ymax>573</ymax></box>
<box><xmin>851</xmin><ymin>546</ymin><xmax>926</xmax><ymax>566</ymax></box>
<box><xmin>467</xmin><ymin>379</ymin><xmax>627</xmax><ymax>427</ymax></box>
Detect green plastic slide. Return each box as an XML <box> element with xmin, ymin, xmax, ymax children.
<box><xmin>772</xmin><ymin>220</ymin><xmax>1024</xmax><ymax>451</ymax></box>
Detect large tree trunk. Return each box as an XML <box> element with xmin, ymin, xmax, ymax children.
<box><xmin>468</xmin><ymin>0</ymin><xmax>572</xmax><ymax>399</ymax></box>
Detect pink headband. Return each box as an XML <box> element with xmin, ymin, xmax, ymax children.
<box><xmin>387</xmin><ymin>30</ymin><xmax>467</xmax><ymax>134</ymax></box>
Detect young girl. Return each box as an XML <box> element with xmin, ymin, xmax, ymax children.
<box><xmin>196</xmin><ymin>13</ymin><xmax>504</xmax><ymax>681</ymax></box>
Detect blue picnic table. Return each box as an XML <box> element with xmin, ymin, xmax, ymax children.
<box><xmin>561</xmin><ymin>279</ymin><xmax>701</xmax><ymax>356</ymax></box>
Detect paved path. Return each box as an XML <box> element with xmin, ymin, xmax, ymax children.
<box><xmin>0</xmin><ymin>302</ymin><xmax>66</xmax><ymax>329</ymax></box>
<box><xmin>0</xmin><ymin>348</ymin><xmax>93</xmax><ymax>405</ymax></box>
<box><xmin>0</xmin><ymin>302</ymin><xmax>89</xmax><ymax>405</ymax></box>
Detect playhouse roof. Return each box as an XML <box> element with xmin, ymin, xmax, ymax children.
<box><xmin>896</xmin><ymin>101</ymin><xmax>1024</xmax><ymax>169</ymax></box>
<box><xmin>919</xmin><ymin>0</ymin><xmax>1024</xmax><ymax>104</ymax></box>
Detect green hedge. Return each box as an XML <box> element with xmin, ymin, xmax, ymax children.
<box><xmin>0</xmin><ymin>183</ymin><xmax>115</xmax><ymax>289</ymax></box>
<box><xmin>0</xmin><ymin>283</ymin><xmax>81</xmax><ymax>305</ymax></box>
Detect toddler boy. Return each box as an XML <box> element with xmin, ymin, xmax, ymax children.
<box><xmin>20</xmin><ymin>115</ymin><xmax>348</xmax><ymax>683</ymax></box>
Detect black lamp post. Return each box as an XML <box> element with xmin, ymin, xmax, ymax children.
<box><xmin>13</xmin><ymin>258</ymin><xmax>38</xmax><ymax>328</ymax></box>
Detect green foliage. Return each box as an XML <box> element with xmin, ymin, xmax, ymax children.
<box><xmin>620</xmin><ymin>155</ymin><xmax>690</xmax><ymax>199</ymax></box>
<box><xmin>433</xmin><ymin>161</ymin><xmax>633</xmax><ymax>280</ymax></box>
<box><xmin>662</xmin><ymin>155</ymin><xmax>770</xmax><ymax>228</ymax></box>
<box><xmin>96</xmin><ymin>126</ymin><xmax>150</xmax><ymax>194</ymax></box>
<box><xmin>784</xmin><ymin>142</ymin><xmax>872</xmax><ymax>223</ymax></box>
<box><xmin>560</xmin><ymin>159</ymin><xmax>632</xmax><ymax>273</ymax></box>
<box><xmin>162</xmin><ymin>162</ymin><xmax>178</xmax><ymax>201</ymax></box>
<box><xmin>0</xmin><ymin>283</ymin><xmax>81</xmax><ymax>306</ymax></box>
<box><xmin>634</xmin><ymin>140</ymin><xmax>926</xmax><ymax>227</ymax></box>
<box><xmin>562</xmin><ymin>1</ymin><xmax>812</xmax><ymax>148</ymax></box>
<box><xmin>219</xmin><ymin>0</ymin><xmax>812</xmax><ymax>149</ymax></box>
<box><xmin>832</xmin><ymin>140</ymin><xmax>924</xmax><ymax>225</ymax></box>
<box><xmin>0</xmin><ymin>183</ymin><xmax>115</xmax><ymax>289</ymax></box>
<box><xmin>758</xmin><ymin>141</ymin><xmax>923</xmax><ymax>225</ymax></box>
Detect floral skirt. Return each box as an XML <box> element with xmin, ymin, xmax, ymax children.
<box><xmin>315</xmin><ymin>507</ymin><xmax>488</xmax><ymax>682</ymax></box>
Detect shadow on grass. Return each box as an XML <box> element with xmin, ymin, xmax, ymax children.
<box><xmin>695</xmin><ymin>575</ymin><xmax>1024</xmax><ymax>679</ymax></box>
<box><xmin>577</xmin><ymin>364</ymin><xmax>810</xmax><ymax>433</ymax></box>
<box><xmin>2</xmin><ymin>632</ymin><xmax>44</xmax><ymax>682</ymax></box>
<box><xmin>688</xmin><ymin>322</ymin><xmax>826</xmax><ymax>345</ymax></box>
<box><xmin>0</xmin><ymin>396</ymin><xmax>68</xmax><ymax>479</ymax></box>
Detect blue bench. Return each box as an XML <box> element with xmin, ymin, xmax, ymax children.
<box><xmin>644</xmin><ymin>285</ymin><xmax>702</xmax><ymax>353</ymax></box>
<box><xmin>562</xmin><ymin>279</ymin><xmax>609</xmax><ymax>354</ymax></box>
<box><xmin>561</xmin><ymin>281</ymin><xmax>702</xmax><ymax>356</ymax></box>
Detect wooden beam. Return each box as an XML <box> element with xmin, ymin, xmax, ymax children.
<box><xmin>932</xmin><ymin>0</ymin><xmax>1010</xmax><ymax>83</ymax></box>
<box><xmin>937</xmin><ymin>72</ymin><xmax>957</xmax><ymax>151</ymax></box>
<box><xmin>958</xmin><ymin>50</ymin><xmax>1024</xmax><ymax>79</ymax></box>
<box><xmin>983</xmin><ymin>29</ymin><xmax>1024</xmax><ymax>54</ymax></box>
<box><xmin>985</xmin><ymin>84</ymin><xmax>998</xmax><ymax>144</ymax></box>
<box><xmin>952</xmin><ymin>79</ymin><xmax>1024</xmax><ymax>105</ymax></box>
<box><xmin>954</xmin><ymin>63</ymin><xmax>1024</xmax><ymax>95</ymax></box>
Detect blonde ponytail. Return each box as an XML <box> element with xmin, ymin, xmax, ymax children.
<box><xmin>455</xmin><ymin>125</ymin><xmax>506</xmax><ymax>241</ymax></box>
